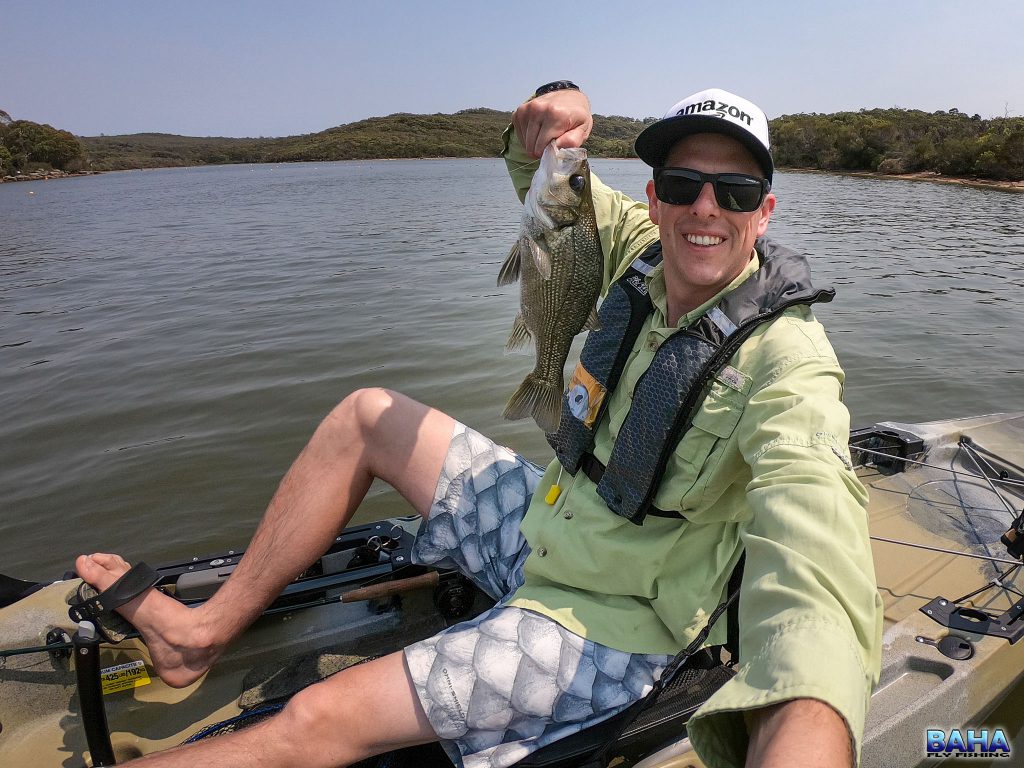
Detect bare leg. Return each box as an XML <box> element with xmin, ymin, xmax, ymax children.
<box><xmin>120</xmin><ymin>651</ymin><xmax>438</xmax><ymax>767</ymax></box>
<box><xmin>76</xmin><ymin>388</ymin><xmax>457</xmax><ymax>687</ymax></box>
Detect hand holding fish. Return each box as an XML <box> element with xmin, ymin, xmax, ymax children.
<box><xmin>512</xmin><ymin>89</ymin><xmax>593</xmax><ymax>158</ymax></box>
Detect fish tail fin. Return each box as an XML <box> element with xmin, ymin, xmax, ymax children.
<box><xmin>506</xmin><ymin>313</ymin><xmax>531</xmax><ymax>351</ymax></box>
<box><xmin>497</xmin><ymin>241</ymin><xmax>522</xmax><ymax>286</ymax></box>
<box><xmin>503</xmin><ymin>374</ymin><xmax>564</xmax><ymax>433</ymax></box>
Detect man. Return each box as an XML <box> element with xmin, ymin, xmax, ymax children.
<box><xmin>76</xmin><ymin>84</ymin><xmax>881</xmax><ymax>768</ymax></box>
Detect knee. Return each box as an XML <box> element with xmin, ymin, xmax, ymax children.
<box><xmin>324</xmin><ymin>387</ymin><xmax>398</xmax><ymax>441</ymax></box>
<box><xmin>270</xmin><ymin>683</ymin><xmax>357</xmax><ymax>766</ymax></box>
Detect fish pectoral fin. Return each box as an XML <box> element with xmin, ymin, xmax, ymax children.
<box><xmin>528</xmin><ymin>239</ymin><xmax>553</xmax><ymax>280</ymax></box>
<box><xmin>584</xmin><ymin>306</ymin><xmax>601</xmax><ymax>331</ymax></box>
<box><xmin>506</xmin><ymin>313</ymin><xmax>531</xmax><ymax>351</ymax></box>
<box><xmin>497</xmin><ymin>241</ymin><xmax>522</xmax><ymax>286</ymax></box>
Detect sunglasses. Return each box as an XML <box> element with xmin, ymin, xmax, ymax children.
<box><xmin>653</xmin><ymin>167</ymin><xmax>770</xmax><ymax>213</ymax></box>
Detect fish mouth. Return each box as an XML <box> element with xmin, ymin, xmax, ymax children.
<box><xmin>684</xmin><ymin>233</ymin><xmax>724</xmax><ymax>247</ymax></box>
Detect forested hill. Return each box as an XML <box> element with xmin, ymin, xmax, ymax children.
<box><xmin>65</xmin><ymin>107</ymin><xmax>1024</xmax><ymax>183</ymax></box>
<box><xmin>76</xmin><ymin>109</ymin><xmax>651</xmax><ymax>171</ymax></box>
<box><xmin>2</xmin><ymin>106</ymin><xmax>1023</xmax><ymax>183</ymax></box>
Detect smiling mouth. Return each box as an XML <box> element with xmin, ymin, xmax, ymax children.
<box><xmin>685</xmin><ymin>234</ymin><xmax>723</xmax><ymax>247</ymax></box>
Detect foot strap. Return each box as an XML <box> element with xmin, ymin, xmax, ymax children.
<box><xmin>68</xmin><ymin>562</ymin><xmax>160</xmax><ymax>642</ymax></box>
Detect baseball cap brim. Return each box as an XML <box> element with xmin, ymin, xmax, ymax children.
<box><xmin>635</xmin><ymin>114</ymin><xmax>774</xmax><ymax>181</ymax></box>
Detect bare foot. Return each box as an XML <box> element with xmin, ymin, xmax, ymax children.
<box><xmin>75</xmin><ymin>553</ymin><xmax>223</xmax><ymax>688</ymax></box>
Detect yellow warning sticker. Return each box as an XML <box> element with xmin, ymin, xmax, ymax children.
<box><xmin>100</xmin><ymin>659</ymin><xmax>152</xmax><ymax>694</ymax></box>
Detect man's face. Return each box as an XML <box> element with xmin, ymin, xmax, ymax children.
<box><xmin>645</xmin><ymin>133</ymin><xmax>776</xmax><ymax>311</ymax></box>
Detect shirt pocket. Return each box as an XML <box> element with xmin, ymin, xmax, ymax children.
<box><xmin>652</xmin><ymin>378</ymin><xmax>748</xmax><ymax>516</ymax></box>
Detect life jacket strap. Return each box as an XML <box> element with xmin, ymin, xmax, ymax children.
<box><xmin>578</xmin><ymin>452</ymin><xmax>685</xmax><ymax>520</ymax></box>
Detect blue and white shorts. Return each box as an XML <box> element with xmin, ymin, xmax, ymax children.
<box><xmin>405</xmin><ymin>423</ymin><xmax>671</xmax><ymax>768</ymax></box>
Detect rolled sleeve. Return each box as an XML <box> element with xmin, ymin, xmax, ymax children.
<box><xmin>689</xmin><ymin>618</ymin><xmax>870</xmax><ymax>767</ymax></box>
<box><xmin>688</xmin><ymin>334</ymin><xmax>883</xmax><ymax>767</ymax></box>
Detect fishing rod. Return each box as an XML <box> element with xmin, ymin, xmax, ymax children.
<box><xmin>0</xmin><ymin>570</ymin><xmax>451</xmax><ymax>662</ymax></box>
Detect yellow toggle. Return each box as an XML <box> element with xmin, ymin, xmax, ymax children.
<box><xmin>545</xmin><ymin>484</ymin><xmax>563</xmax><ymax>505</ymax></box>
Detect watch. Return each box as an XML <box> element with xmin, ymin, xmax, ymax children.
<box><xmin>533</xmin><ymin>80</ymin><xmax>580</xmax><ymax>98</ymax></box>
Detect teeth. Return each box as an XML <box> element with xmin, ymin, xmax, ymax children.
<box><xmin>686</xmin><ymin>234</ymin><xmax>723</xmax><ymax>247</ymax></box>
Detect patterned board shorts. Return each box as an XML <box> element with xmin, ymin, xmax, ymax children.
<box><xmin>405</xmin><ymin>423</ymin><xmax>671</xmax><ymax>768</ymax></box>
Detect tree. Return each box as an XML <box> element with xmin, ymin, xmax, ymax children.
<box><xmin>0</xmin><ymin>119</ymin><xmax>84</xmax><ymax>170</ymax></box>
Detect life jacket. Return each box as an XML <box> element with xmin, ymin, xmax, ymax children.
<box><xmin>547</xmin><ymin>236</ymin><xmax>835</xmax><ymax>524</ymax></box>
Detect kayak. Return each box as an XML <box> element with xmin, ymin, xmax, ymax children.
<box><xmin>1</xmin><ymin>413</ymin><xmax>1022</xmax><ymax>767</ymax></box>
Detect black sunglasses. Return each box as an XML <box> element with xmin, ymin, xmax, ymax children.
<box><xmin>653</xmin><ymin>167</ymin><xmax>770</xmax><ymax>213</ymax></box>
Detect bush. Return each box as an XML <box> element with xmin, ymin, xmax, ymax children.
<box><xmin>770</xmin><ymin>109</ymin><xmax>1023</xmax><ymax>181</ymax></box>
<box><xmin>877</xmin><ymin>157</ymin><xmax>907</xmax><ymax>174</ymax></box>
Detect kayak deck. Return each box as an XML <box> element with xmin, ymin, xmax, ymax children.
<box><xmin>2</xmin><ymin>414</ymin><xmax>1023</xmax><ymax>767</ymax></box>
<box><xmin>860</xmin><ymin>413</ymin><xmax>1024</xmax><ymax>767</ymax></box>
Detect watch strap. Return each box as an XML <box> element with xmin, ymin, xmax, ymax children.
<box><xmin>534</xmin><ymin>80</ymin><xmax>580</xmax><ymax>98</ymax></box>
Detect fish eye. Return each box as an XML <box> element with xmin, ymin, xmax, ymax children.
<box><xmin>568</xmin><ymin>174</ymin><xmax>586</xmax><ymax>192</ymax></box>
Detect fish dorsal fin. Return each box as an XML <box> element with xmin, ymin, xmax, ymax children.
<box><xmin>584</xmin><ymin>306</ymin><xmax>601</xmax><ymax>331</ymax></box>
<box><xmin>497</xmin><ymin>241</ymin><xmax>522</xmax><ymax>286</ymax></box>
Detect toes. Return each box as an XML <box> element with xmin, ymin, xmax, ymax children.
<box><xmin>91</xmin><ymin>553</ymin><xmax>131</xmax><ymax>572</ymax></box>
<box><xmin>75</xmin><ymin>553</ymin><xmax>131</xmax><ymax>591</ymax></box>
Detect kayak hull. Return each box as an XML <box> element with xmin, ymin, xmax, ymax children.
<box><xmin>2</xmin><ymin>414</ymin><xmax>1023</xmax><ymax>767</ymax></box>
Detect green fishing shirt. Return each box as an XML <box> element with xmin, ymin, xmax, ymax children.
<box><xmin>500</xmin><ymin>127</ymin><xmax>883</xmax><ymax>768</ymax></box>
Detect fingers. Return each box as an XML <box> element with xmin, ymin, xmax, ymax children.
<box><xmin>555</xmin><ymin>123</ymin><xmax>592</xmax><ymax>150</ymax></box>
<box><xmin>512</xmin><ymin>90</ymin><xmax>593</xmax><ymax>158</ymax></box>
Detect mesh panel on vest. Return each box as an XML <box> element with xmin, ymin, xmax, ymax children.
<box><xmin>597</xmin><ymin>333</ymin><xmax>718</xmax><ymax>521</ymax></box>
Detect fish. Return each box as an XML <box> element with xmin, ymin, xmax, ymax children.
<box><xmin>497</xmin><ymin>142</ymin><xmax>604</xmax><ymax>433</ymax></box>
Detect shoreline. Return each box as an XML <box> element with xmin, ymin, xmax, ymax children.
<box><xmin>779</xmin><ymin>166</ymin><xmax>1024</xmax><ymax>193</ymax></box>
<box><xmin>5</xmin><ymin>162</ymin><xmax>1023</xmax><ymax>193</ymax></box>
<box><xmin>2</xmin><ymin>168</ymin><xmax>102</xmax><ymax>183</ymax></box>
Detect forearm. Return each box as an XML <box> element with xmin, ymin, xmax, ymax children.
<box><xmin>745</xmin><ymin>699</ymin><xmax>853</xmax><ymax>768</ymax></box>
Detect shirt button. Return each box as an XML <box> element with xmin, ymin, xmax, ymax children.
<box><xmin>537</xmin><ymin>547</ymin><xmax>548</xmax><ymax>557</ymax></box>
<box><xmin>563</xmin><ymin>511</ymin><xmax>573</xmax><ymax>520</ymax></box>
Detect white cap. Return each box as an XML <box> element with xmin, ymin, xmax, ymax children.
<box><xmin>634</xmin><ymin>88</ymin><xmax>773</xmax><ymax>180</ymax></box>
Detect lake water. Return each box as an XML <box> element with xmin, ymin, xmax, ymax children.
<box><xmin>1</xmin><ymin>160</ymin><xmax>1023</xmax><ymax>754</ymax></box>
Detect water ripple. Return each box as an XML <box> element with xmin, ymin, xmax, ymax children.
<box><xmin>0</xmin><ymin>159</ymin><xmax>1021</xmax><ymax>575</ymax></box>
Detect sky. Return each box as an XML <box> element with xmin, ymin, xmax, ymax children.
<box><xmin>2</xmin><ymin>1</ymin><xmax>1023</xmax><ymax>138</ymax></box>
